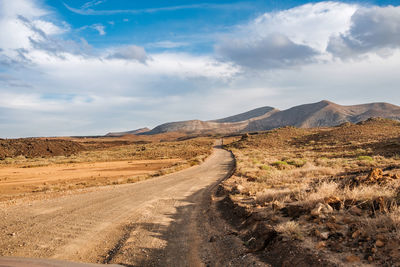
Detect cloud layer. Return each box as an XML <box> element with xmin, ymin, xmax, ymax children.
<box><xmin>0</xmin><ymin>1</ymin><xmax>400</xmax><ymax>137</ymax></box>
<box><xmin>216</xmin><ymin>3</ymin><xmax>400</xmax><ymax>68</ymax></box>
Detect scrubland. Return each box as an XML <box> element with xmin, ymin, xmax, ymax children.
<box><xmin>225</xmin><ymin>118</ymin><xmax>400</xmax><ymax>265</ymax></box>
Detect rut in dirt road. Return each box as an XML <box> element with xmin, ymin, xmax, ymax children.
<box><xmin>0</xmin><ymin>145</ymin><xmax>235</xmax><ymax>266</ymax></box>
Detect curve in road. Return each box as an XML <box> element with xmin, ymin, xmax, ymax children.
<box><xmin>0</xmin><ymin>144</ymin><xmax>235</xmax><ymax>266</ymax></box>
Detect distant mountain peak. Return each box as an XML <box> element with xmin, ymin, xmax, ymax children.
<box><xmin>211</xmin><ymin>106</ymin><xmax>278</xmax><ymax>123</ymax></box>
<box><xmin>320</xmin><ymin>100</ymin><xmax>335</xmax><ymax>104</ymax></box>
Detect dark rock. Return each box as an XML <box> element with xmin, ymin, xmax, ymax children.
<box><xmin>280</xmin><ymin>204</ymin><xmax>308</xmax><ymax>219</ymax></box>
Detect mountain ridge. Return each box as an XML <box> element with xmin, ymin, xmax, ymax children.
<box><xmin>106</xmin><ymin>127</ymin><xmax>150</xmax><ymax>137</ymax></box>
<box><xmin>108</xmin><ymin>100</ymin><xmax>400</xmax><ymax>136</ymax></box>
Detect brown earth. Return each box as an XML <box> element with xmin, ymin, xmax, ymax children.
<box><xmin>0</xmin><ymin>137</ymin><xmax>214</xmax><ymax>203</ymax></box>
<box><xmin>4</xmin><ymin>132</ymin><xmax>197</xmax><ymax>159</ymax></box>
<box><xmin>0</xmin><ymin>159</ymin><xmax>182</xmax><ymax>202</ymax></box>
<box><xmin>0</xmin><ymin>139</ymin><xmax>84</xmax><ymax>159</ymax></box>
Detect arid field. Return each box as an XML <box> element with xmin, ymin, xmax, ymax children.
<box><xmin>224</xmin><ymin>118</ymin><xmax>400</xmax><ymax>265</ymax></box>
<box><xmin>0</xmin><ymin>135</ymin><xmax>214</xmax><ymax>203</ymax></box>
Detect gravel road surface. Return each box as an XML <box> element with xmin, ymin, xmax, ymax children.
<box><xmin>0</xmin><ymin>145</ymin><xmax>252</xmax><ymax>266</ymax></box>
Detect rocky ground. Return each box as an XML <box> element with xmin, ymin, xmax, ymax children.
<box><xmin>223</xmin><ymin>118</ymin><xmax>400</xmax><ymax>266</ymax></box>
<box><xmin>0</xmin><ymin>138</ymin><xmax>84</xmax><ymax>159</ymax></box>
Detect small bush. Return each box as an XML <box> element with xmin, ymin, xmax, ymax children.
<box><xmin>272</xmin><ymin>161</ymin><xmax>288</xmax><ymax>166</ymax></box>
<box><xmin>286</xmin><ymin>159</ymin><xmax>307</xmax><ymax>167</ymax></box>
<box><xmin>259</xmin><ymin>165</ymin><xmax>271</xmax><ymax>170</ymax></box>
<box><xmin>271</xmin><ymin>161</ymin><xmax>289</xmax><ymax>170</ymax></box>
<box><xmin>275</xmin><ymin>221</ymin><xmax>303</xmax><ymax>240</ymax></box>
<box><xmin>357</xmin><ymin>155</ymin><xmax>373</xmax><ymax>161</ymax></box>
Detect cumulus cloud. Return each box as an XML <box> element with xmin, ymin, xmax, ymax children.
<box><xmin>0</xmin><ymin>0</ymin><xmax>89</xmax><ymax>61</ymax></box>
<box><xmin>327</xmin><ymin>6</ymin><xmax>400</xmax><ymax>58</ymax></box>
<box><xmin>216</xmin><ymin>33</ymin><xmax>318</xmax><ymax>69</ymax></box>
<box><xmin>216</xmin><ymin>2</ymin><xmax>400</xmax><ymax>67</ymax></box>
<box><xmin>16</xmin><ymin>15</ymin><xmax>89</xmax><ymax>58</ymax></box>
<box><xmin>215</xmin><ymin>2</ymin><xmax>357</xmax><ymax>69</ymax></box>
<box><xmin>107</xmin><ymin>45</ymin><xmax>149</xmax><ymax>63</ymax></box>
<box><xmin>0</xmin><ymin>0</ymin><xmax>54</xmax><ymax>52</ymax></box>
<box><xmin>248</xmin><ymin>2</ymin><xmax>357</xmax><ymax>51</ymax></box>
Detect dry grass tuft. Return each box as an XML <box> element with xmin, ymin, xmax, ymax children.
<box><xmin>275</xmin><ymin>221</ymin><xmax>303</xmax><ymax>240</ymax></box>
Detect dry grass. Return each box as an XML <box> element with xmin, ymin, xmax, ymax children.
<box><xmin>225</xmin><ymin>119</ymin><xmax>400</xmax><ymax>264</ymax></box>
<box><xmin>275</xmin><ymin>221</ymin><xmax>303</xmax><ymax>240</ymax></box>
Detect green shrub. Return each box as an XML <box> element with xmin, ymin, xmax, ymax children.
<box><xmin>271</xmin><ymin>161</ymin><xmax>289</xmax><ymax>170</ymax></box>
<box><xmin>357</xmin><ymin>155</ymin><xmax>373</xmax><ymax>161</ymax></box>
<box><xmin>272</xmin><ymin>161</ymin><xmax>288</xmax><ymax>166</ymax></box>
<box><xmin>259</xmin><ymin>165</ymin><xmax>271</xmax><ymax>170</ymax></box>
<box><xmin>286</xmin><ymin>159</ymin><xmax>307</xmax><ymax>167</ymax></box>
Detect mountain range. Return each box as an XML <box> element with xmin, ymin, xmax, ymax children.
<box><xmin>106</xmin><ymin>100</ymin><xmax>400</xmax><ymax>136</ymax></box>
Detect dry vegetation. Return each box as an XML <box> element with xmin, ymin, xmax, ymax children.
<box><xmin>0</xmin><ymin>137</ymin><xmax>214</xmax><ymax>202</ymax></box>
<box><xmin>225</xmin><ymin>118</ymin><xmax>400</xmax><ymax>265</ymax></box>
<box><xmin>0</xmin><ymin>137</ymin><xmax>213</xmax><ymax>167</ymax></box>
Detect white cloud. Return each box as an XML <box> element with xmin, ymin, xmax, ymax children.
<box><xmin>216</xmin><ymin>2</ymin><xmax>400</xmax><ymax>69</ymax></box>
<box><xmin>248</xmin><ymin>2</ymin><xmax>357</xmax><ymax>52</ymax></box>
<box><xmin>107</xmin><ymin>45</ymin><xmax>148</xmax><ymax>63</ymax></box>
<box><xmin>92</xmin><ymin>24</ymin><xmax>106</xmax><ymax>35</ymax></box>
<box><xmin>33</xmin><ymin>19</ymin><xmax>66</xmax><ymax>35</ymax></box>
<box><xmin>0</xmin><ymin>0</ymin><xmax>46</xmax><ymax>18</ymax></box>
<box><xmin>64</xmin><ymin>2</ymin><xmax>250</xmax><ymax>16</ymax></box>
<box><xmin>79</xmin><ymin>23</ymin><xmax>106</xmax><ymax>36</ymax></box>
<box><xmin>0</xmin><ymin>92</ymin><xmax>65</xmax><ymax>111</ymax></box>
<box><xmin>0</xmin><ymin>0</ymin><xmax>72</xmax><ymax>63</ymax></box>
<box><xmin>215</xmin><ymin>2</ymin><xmax>358</xmax><ymax>69</ymax></box>
<box><xmin>216</xmin><ymin>33</ymin><xmax>318</xmax><ymax>69</ymax></box>
<box><xmin>81</xmin><ymin>0</ymin><xmax>107</xmax><ymax>10</ymax></box>
<box><xmin>0</xmin><ymin>0</ymin><xmax>50</xmax><ymax>52</ymax></box>
<box><xmin>146</xmin><ymin>53</ymin><xmax>238</xmax><ymax>79</ymax></box>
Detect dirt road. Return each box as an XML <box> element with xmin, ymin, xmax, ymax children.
<box><xmin>0</xmin><ymin>145</ymin><xmax>256</xmax><ymax>266</ymax></box>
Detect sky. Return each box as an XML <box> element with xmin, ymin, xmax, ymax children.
<box><xmin>0</xmin><ymin>0</ymin><xmax>400</xmax><ymax>137</ymax></box>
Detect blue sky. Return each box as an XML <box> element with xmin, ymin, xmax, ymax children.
<box><xmin>49</xmin><ymin>0</ymin><xmax>399</xmax><ymax>51</ymax></box>
<box><xmin>0</xmin><ymin>0</ymin><xmax>400</xmax><ymax>137</ymax></box>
